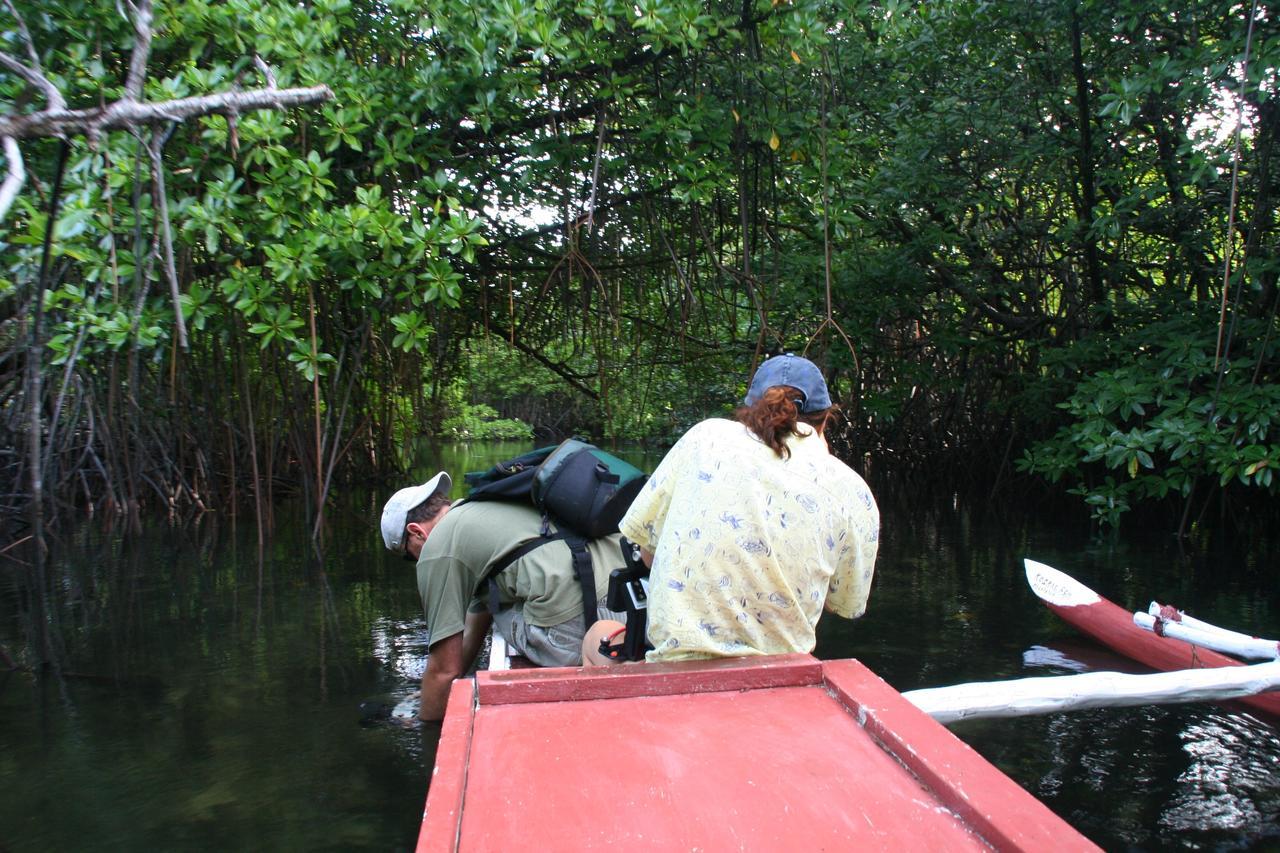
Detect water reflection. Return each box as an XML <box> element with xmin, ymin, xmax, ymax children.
<box><xmin>1047</xmin><ymin>704</ymin><xmax>1280</xmax><ymax>847</ymax></box>
<box><xmin>1162</xmin><ymin>714</ymin><xmax>1280</xmax><ymax>838</ymax></box>
<box><xmin>368</xmin><ymin>617</ymin><xmax>430</xmax><ymax>684</ymax></box>
<box><xmin>1022</xmin><ymin>640</ymin><xmax>1155</xmax><ymax>675</ymax></box>
<box><xmin>1</xmin><ymin>505</ymin><xmax>434</xmax><ymax>852</ymax></box>
<box><xmin>1023</xmin><ymin>643</ymin><xmax>1093</xmax><ymax>673</ymax></box>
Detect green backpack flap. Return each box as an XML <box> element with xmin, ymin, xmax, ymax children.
<box><xmin>462</xmin><ymin>445</ymin><xmax>555</xmax><ymax>501</ymax></box>
<box><xmin>531</xmin><ymin>439</ymin><xmax>647</xmax><ymax>538</ymax></box>
<box><xmin>466</xmin><ymin>439</ymin><xmax>648</xmax><ymax>633</ymax></box>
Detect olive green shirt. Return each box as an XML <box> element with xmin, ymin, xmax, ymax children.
<box><xmin>416</xmin><ymin>500</ymin><xmax>624</xmax><ymax>645</ymax></box>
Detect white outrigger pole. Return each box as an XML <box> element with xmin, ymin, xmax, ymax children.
<box><xmin>903</xmin><ymin>659</ymin><xmax>1280</xmax><ymax>725</ymax></box>
<box><xmin>1135</xmin><ymin>604</ymin><xmax>1280</xmax><ymax>661</ymax></box>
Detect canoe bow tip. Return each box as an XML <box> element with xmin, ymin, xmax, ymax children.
<box><xmin>1023</xmin><ymin>558</ymin><xmax>1101</xmax><ymax>608</ymax></box>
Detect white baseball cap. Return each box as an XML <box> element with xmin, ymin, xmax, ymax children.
<box><xmin>380</xmin><ymin>471</ymin><xmax>452</xmax><ymax>552</ymax></box>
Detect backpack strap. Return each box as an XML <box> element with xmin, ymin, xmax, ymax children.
<box><xmin>481</xmin><ymin>532</ymin><xmax>566</xmax><ymax>618</ymax></box>
<box><xmin>563</xmin><ymin>533</ymin><xmax>598</xmax><ymax>630</ymax></box>
<box><xmin>478</xmin><ymin>526</ymin><xmax>598</xmax><ymax>632</ymax></box>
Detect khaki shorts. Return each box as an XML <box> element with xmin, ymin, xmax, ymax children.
<box><xmin>493</xmin><ymin>598</ymin><xmax>625</xmax><ymax>667</ymax></box>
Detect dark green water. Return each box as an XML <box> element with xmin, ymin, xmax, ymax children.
<box><xmin>3</xmin><ymin>442</ymin><xmax>1280</xmax><ymax>851</ymax></box>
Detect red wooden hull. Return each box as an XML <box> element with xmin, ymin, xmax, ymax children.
<box><xmin>1031</xmin><ymin>565</ymin><xmax>1280</xmax><ymax>720</ymax></box>
<box><xmin>418</xmin><ymin>654</ymin><xmax>1098</xmax><ymax>852</ymax></box>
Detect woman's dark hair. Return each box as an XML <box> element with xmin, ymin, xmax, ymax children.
<box><xmin>735</xmin><ymin>385</ymin><xmax>839</xmax><ymax>459</ymax></box>
<box><xmin>406</xmin><ymin>492</ymin><xmax>452</xmax><ymax>525</ymax></box>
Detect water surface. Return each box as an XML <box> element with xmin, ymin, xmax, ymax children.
<box><xmin>3</xmin><ymin>444</ymin><xmax>1280</xmax><ymax>850</ymax></box>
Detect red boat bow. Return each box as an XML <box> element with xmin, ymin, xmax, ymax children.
<box><xmin>1025</xmin><ymin>559</ymin><xmax>1280</xmax><ymax>721</ymax></box>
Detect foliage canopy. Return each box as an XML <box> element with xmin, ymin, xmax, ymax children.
<box><xmin>2</xmin><ymin>0</ymin><xmax>1278</xmax><ymax>533</ymax></box>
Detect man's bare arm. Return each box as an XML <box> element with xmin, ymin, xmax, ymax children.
<box><xmin>419</xmin><ymin>632</ymin><xmax>464</xmax><ymax>721</ymax></box>
<box><xmin>460</xmin><ymin>610</ymin><xmax>493</xmax><ymax>672</ymax></box>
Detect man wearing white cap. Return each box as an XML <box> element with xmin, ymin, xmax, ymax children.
<box><xmin>381</xmin><ymin>472</ymin><xmax>624</xmax><ymax>720</ymax></box>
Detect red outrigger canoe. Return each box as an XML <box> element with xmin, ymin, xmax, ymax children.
<box><xmin>1025</xmin><ymin>559</ymin><xmax>1280</xmax><ymax>721</ymax></box>
<box><xmin>417</xmin><ymin>653</ymin><xmax>1098</xmax><ymax>851</ymax></box>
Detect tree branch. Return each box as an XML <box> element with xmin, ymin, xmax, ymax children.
<box><xmin>0</xmin><ymin>84</ymin><xmax>333</xmax><ymax>139</ymax></box>
<box><xmin>145</xmin><ymin>124</ymin><xmax>189</xmax><ymax>351</ymax></box>
<box><xmin>0</xmin><ymin>51</ymin><xmax>67</xmax><ymax>112</ymax></box>
<box><xmin>122</xmin><ymin>0</ymin><xmax>154</xmax><ymax>101</ymax></box>
<box><xmin>1</xmin><ymin>0</ymin><xmax>65</xmax><ymax>110</ymax></box>
<box><xmin>480</xmin><ymin>320</ymin><xmax>600</xmax><ymax>400</ymax></box>
<box><xmin>253</xmin><ymin>54</ymin><xmax>277</xmax><ymax>89</ymax></box>
<box><xmin>0</xmin><ymin>136</ymin><xmax>25</xmax><ymax>222</ymax></box>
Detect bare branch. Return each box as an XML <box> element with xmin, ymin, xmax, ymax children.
<box><xmin>145</xmin><ymin>125</ymin><xmax>189</xmax><ymax>351</ymax></box>
<box><xmin>0</xmin><ymin>84</ymin><xmax>334</xmax><ymax>139</ymax></box>
<box><xmin>0</xmin><ymin>51</ymin><xmax>68</xmax><ymax>112</ymax></box>
<box><xmin>253</xmin><ymin>55</ymin><xmax>277</xmax><ymax>89</ymax></box>
<box><xmin>0</xmin><ymin>136</ymin><xmax>25</xmax><ymax>222</ymax></box>
<box><xmin>122</xmin><ymin>0</ymin><xmax>153</xmax><ymax>100</ymax></box>
<box><xmin>1</xmin><ymin>0</ymin><xmax>66</xmax><ymax>110</ymax></box>
<box><xmin>2</xmin><ymin>0</ymin><xmax>46</xmax><ymax>72</ymax></box>
<box><xmin>584</xmin><ymin>108</ymin><xmax>607</xmax><ymax>235</ymax></box>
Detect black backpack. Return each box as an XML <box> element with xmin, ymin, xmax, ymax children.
<box><xmin>462</xmin><ymin>439</ymin><xmax>647</xmax><ymax>629</ymax></box>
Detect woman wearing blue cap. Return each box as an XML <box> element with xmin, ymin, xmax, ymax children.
<box><xmin>590</xmin><ymin>354</ymin><xmax>879</xmax><ymax>663</ymax></box>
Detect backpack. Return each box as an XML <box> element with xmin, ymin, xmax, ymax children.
<box><xmin>461</xmin><ymin>438</ymin><xmax>648</xmax><ymax>629</ymax></box>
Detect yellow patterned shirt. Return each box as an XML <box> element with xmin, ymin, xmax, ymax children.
<box><xmin>619</xmin><ymin>418</ymin><xmax>879</xmax><ymax>662</ymax></box>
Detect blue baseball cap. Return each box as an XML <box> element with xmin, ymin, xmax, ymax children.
<box><xmin>744</xmin><ymin>354</ymin><xmax>832</xmax><ymax>413</ymax></box>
